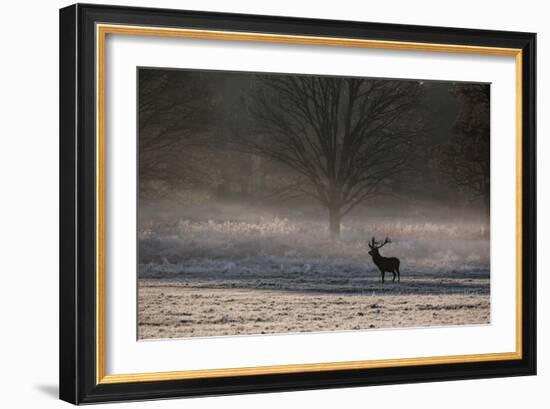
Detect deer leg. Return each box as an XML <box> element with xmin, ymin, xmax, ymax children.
<box><xmin>381</xmin><ymin>271</ymin><xmax>385</xmax><ymax>283</ymax></box>
<box><xmin>392</xmin><ymin>272</ymin><xmax>396</xmax><ymax>282</ymax></box>
<box><xmin>396</xmin><ymin>267</ymin><xmax>400</xmax><ymax>282</ymax></box>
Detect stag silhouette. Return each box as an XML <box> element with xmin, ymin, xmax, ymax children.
<box><xmin>368</xmin><ymin>237</ymin><xmax>400</xmax><ymax>283</ymax></box>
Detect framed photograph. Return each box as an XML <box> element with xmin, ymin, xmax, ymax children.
<box><xmin>59</xmin><ymin>3</ymin><xmax>536</xmax><ymax>404</ymax></box>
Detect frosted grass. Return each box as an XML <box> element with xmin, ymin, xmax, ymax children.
<box><xmin>139</xmin><ymin>216</ymin><xmax>489</xmax><ymax>282</ymax></box>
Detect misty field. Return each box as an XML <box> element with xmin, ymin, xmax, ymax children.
<box><xmin>137</xmin><ymin>69</ymin><xmax>491</xmax><ymax>339</ymax></box>
<box><xmin>138</xmin><ymin>205</ymin><xmax>490</xmax><ymax>340</ymax></box>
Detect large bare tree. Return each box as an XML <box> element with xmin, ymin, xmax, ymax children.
<box><xmin>138</xmin><ymin>70</ymin><xmax>216</xmax><ymax>200</ymax></box>
<box><xmin>236</xmin><ymin>75</ymin><xmax>424</xmax><ymax>237</ymax></box>
<box><xmin>433</xmin><ymin>84</ymin><xmax>490</xmax><ymax>222</ymax></box>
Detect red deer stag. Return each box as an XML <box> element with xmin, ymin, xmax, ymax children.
<box><xmin>368</xmin><ymin>237</ymin><xmax>400</xmax><ymax>283</ymax></box>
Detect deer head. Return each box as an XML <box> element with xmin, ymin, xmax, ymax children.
<box><xmin>368</xmin><ymin>237</ymin><xmax>391</xmax><ymax>256</ymax></box>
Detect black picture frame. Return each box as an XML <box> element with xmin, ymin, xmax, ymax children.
<box><xmin>60</xmin><ymin>3</ymin><xmax>536</xmax><ymax>404</ymax></box>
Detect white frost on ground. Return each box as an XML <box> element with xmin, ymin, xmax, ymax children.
<box><xmin>137</xmin><ymin>215</ymin><xmax>490</xmax><ymax>339</ymax></box>
<box><xmin>138</xmin><ymin>282</ymin><xmax>490</xmax><ymax>339</ymax></box>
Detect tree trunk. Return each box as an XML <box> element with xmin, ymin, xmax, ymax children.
<box><xmin>329</xmin><ymin>206</ymin><xmax>341</xmax><ymax>239</ymax></box>
<box><xmin>483</xmin><ymin>191</ymin><xmax>490</xmax><ymax>236</ymax></box>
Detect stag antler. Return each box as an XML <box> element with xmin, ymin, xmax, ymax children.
<box><xmin>369</xmin><ymin>236</ymin><xmax>391</xmax><ymax>249</ymax></box>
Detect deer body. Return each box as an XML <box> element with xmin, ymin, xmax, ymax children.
<box><xmin>368</xmin><ymin>237</ymin><xmax>400</xmax><ymax>283</ymax></box>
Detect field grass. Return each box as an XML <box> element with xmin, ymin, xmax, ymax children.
<box><xmin>138</xmin><ymin>211</ymin><xmax>490</xmax><ymax>339</ymax></box>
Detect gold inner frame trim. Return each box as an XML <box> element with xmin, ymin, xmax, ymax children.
<box><xmin>95</xmin><ymin>23</ymin><xmax>523</xmax><ymax>385</ymax></box>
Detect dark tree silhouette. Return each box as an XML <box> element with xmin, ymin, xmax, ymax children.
<box><xmin>237</xmin><ymin>75</ymin><xmax>424</xmax><ymax>237</ymax></box>
<box><xmin>138</xmin><ymin>70</ymin><xmax>215</xmax><ymax>200</ymax></box>
<box><xmin>433</xmin><ymin>84</ymin><xmax>490</xmax><ymax>222</ymax></box>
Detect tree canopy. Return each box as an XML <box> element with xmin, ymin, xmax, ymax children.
<box><xmin>234</xmin><ymin>75</ymin><xmax>425</xmax><ymax>236</ymax></box>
